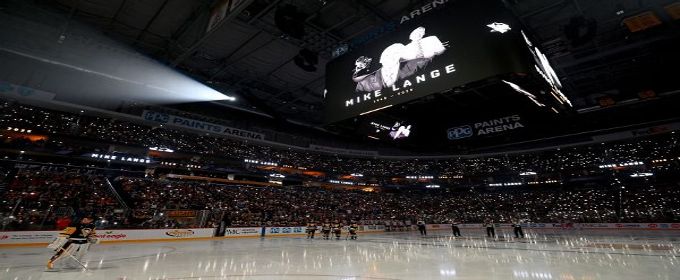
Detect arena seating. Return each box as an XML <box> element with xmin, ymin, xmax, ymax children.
<box><xmin>2</xmin><ymin>167</ymin><xmax>679</xmax><ymax>230</ymax></box>
<box><xmin>1</xmin><ymin>100</ymin><xmax>680</xmax><ymax>230</ymax></box>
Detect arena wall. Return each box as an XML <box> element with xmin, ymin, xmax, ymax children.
<box><xmin>2</xmin><ymin>223</ymin><xmax>678</xmax><ymax>247</ymax></box>
<box><xmin>0</xmin><ymin>228</ymin><xmax>216</xmax><ymax>247</ymax></box>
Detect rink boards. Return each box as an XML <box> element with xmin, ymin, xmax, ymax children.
<box><xmin>0</xmin><ymin>228</ymin><xmax>217</xmax><ymax>246</ymax></box>
<box><xmin>2</xmin><ymin>223</ymin><xmax>679</xmax><ymax>247</ymax></box>
<box><xmin>454</xmin><ymin>222</ymin><xmax>680</xmax><ymax>230</ymax></box>
<box><xmin>224</xmin><ymin>225</ymin><xmax>387</xmax><ymax>238</ymax></box>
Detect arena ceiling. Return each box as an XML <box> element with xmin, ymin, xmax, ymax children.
<box><xmin>23</xmin><ymin>0</ymin><xmax>680</xmax><ymax>127</ymax></box>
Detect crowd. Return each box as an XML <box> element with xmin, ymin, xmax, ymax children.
<box><xmin>1</xmin><ymin>167</ymin><xmax>121</xmax><ymax>230</ymax></box>
<box><xmin>1</xmin><ymin>100</ymin><xmax>679</xmax><ymax>180</ymax></box>
<box><xmin>1</xmin><ymin>99</ymin><xmax>680</xmax><ymax>230</ymax></box>
<box><xmin>2</xmin><ymin>165</ymin><xmax>679</xmax><ymax>230</ymax></box>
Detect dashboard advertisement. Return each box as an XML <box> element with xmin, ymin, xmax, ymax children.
<box><xmin>324</xmin><ymin>0</ymin><xmax>534</xmax><ymax>123</ymax></box>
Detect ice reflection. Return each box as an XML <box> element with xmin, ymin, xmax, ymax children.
<box><xmin>1</xmin><ymin>231</ymin><xmax>679</xmax><ymax>279</ymax></box>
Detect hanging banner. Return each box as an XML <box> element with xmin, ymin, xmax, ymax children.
<box><xmin>0</xmin><ymin>81</ymin><xmax>56</xmax><ymax>101</ymax></box>
<box><xmin>142</xmin><ymin>110</ymin><xmax>264</xmax><ymax>141</ymax></box>
<box><xmin>447</xmin><ymin>114</ymin><xmax>525</xmax><ymax>140</ymax></box>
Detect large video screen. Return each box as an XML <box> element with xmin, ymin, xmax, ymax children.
<box><xmin>324</xmin><ymin>0</ymin><xmax>535</xmax><ymax>123</ymax></box>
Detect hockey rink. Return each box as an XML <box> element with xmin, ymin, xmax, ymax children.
<box><xmin>2</xmin><ymin>229</ymin><xmax>679</xmax><ymax>280</ymax></box>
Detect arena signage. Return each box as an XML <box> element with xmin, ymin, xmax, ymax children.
<box><xmin>0</xmin><ymin>81</ymin><xmax>56</xmax><ymax>100</ymax></box>
<box><xmin>266</xmin><ymin>227</ymin><xmax>306</xmax><ymax>235</ymax></box>
<box><xmin>165</xmin><ymin>229</ymin><xmax>195</xmax><ymax>238</ymax></box>
<box><xmin>142</xmin><ymin>110</ymin><xmax>264</xmax><ymax>141</ymax></box>
<box><xmin>400</xmin><ymin>0</ymin><xmax>451</xmax><ymax>24</ymax></box>
<box><xmin>324</xmin><ymin>0</ymin><xmax>534</xmax><ymax>123</ymax></box>
<box><xmin>342</xmin><ymin>0</ymin><xmax>451</xmax><ymax>57</ymax></box>
<box><xmin>224</xmin><ymin>227</ymin><xmax>261</xmax><ymax>237</ymax></box>
<box><xmin>0</xmin><ymin>228</ymin><xmax>216</xmax><ymax>245</ymax></box>
<box><xmin>447</xmin><ymin>115</ymin><xmax>524</xmax><ymax>140</ymax></box>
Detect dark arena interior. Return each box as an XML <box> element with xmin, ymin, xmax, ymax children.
<box><xmin>1</xmin><ymin>0</ymin><xmax>680</xmax><ymax>279</ymax></box>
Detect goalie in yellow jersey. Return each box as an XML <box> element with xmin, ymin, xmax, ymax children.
<box><xmin>47</xmin><ymin>215</ymin><xmax>98</xmax><ymax>269</ymax></box>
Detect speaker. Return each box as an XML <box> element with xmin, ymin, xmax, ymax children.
<box><xmin>274</xmin><ymin>4</ymin><xmax>306</xmax><ymax>39</ymax></box>
<box><xmin>294</xmin><ymin>49</ymin><xmax>319</xmax><ymax>72</ymax></box>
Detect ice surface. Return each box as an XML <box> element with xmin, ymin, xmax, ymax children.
<box><xmin>2</xmin><ymin>229</ymin><xmax>679</xmax><ymax>279</ymax></box>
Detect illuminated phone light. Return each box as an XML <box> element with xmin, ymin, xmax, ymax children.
<box><xmin>630</xmin><ymin>173</ymin><xmax>653</xmax><ymax>177</ymax></box>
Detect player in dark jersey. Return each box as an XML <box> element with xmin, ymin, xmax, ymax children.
<box><xmin>306</xmin><ymin>222</ymin><xmax>317</xmax><ymax>239</ymax></box>
<box><xmin>512</xmin><ymin>219</ymin><xmax>525</xmax><ymax>238</ymax></box>
<box><xmin>417</xmin><ymin>221</ymin><xmax>427</xmax><ymax>236</ymax></box>
<box><xmin>348</xmin><ymin>223</ymin><xmax>359</xmax><ymax>240</ymax></box>
<box><xmin>47</xmin><ymin>216</ymin><xmax>98</xmax><ymax>269</ymax></box>
<box><xmin>321</xmin><ymin>223</ymin><xmax>332</xmax><ymax>240</ymax></box>
<box><xmin>484</xmin><ymin>218</ymin><xmax>496</xmax><ymax>238</ymax></box>
<box><xmin>451</xmin><ymin>221</ymin><xmax>461</xmax><ymax>237</ymax></box>
<box><xmin>332</xmin><ymin>222</ymin><xmax>342</xmax><ymax>240</ymax></box>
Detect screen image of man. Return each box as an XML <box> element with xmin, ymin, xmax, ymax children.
<box><xmin>352</xmin><ymin>26</ymin><xmax>447</xmax><ymax>93</ymax></box>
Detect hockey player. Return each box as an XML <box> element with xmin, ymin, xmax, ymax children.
<box><xmin>47</xmin><ymin>216</ymin><xmax>98</xmax><ymax>269</ymax></box>
<box><xmin>348</xmin><ymin>223</ymin><xmax>359</xmax><ymax>240</ymax></box>
<box><xmin>512</xmin><ymin>219</ymin><xmax>525</xmax><ymax>238</ymax></box>
<box><xmin>397</xmin><ymin>220</ymin><xmax>405</xmax><ymax>231</ymax></box>
<box><xmin>417</xmin><ymin>221</ymin><xmax>427</xmax><ymax>236</ymax></box>
<box><xmin>321</xmin><ymin>222</ymin><xmax>331</xmax><ymax>240</ymax></box>
<box><xmin>451</xmin><ymin>220</ymin><xmax>461</xmax><ymax>237</ymax></box>
<box><xmin>484</xmin><ymin>218</ymin><xmax>496</xmax><ymax>238</ymax></box>
<box><xmin>306</xmin><ymin>222</ymin><xmax>317</xmax><ymax>239</ymax></box>
<box><xmin>332</xmin><ymin>222</ymin><xmax>342</xmax><ymax>240</ymax></box>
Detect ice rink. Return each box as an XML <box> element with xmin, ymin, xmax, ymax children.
<box><xmin>2</xmin><ymin>229</ymin><xmax>679</xmax><ymax>280</ymax></box>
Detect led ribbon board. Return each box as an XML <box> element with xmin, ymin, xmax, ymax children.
<box><xmin>324</xmin><ymin>0</ymin><xmax>535</xmax><ymax>123</ymax></box>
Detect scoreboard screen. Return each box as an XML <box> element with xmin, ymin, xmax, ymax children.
<box><xmin>324</xmin><ymin>0</ymin><xmax>538</xmax><ymax>123</ymax></box>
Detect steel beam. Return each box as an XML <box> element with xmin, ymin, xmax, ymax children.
<box><xmin>171</xmin><ymin>0</ymin><xmax>257</xmax><ymax>67</ymax></box>
<box><xmin>133</xmin><ymin>0</ymin><xmax>170</xmax><ymax>47</ymax></box>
